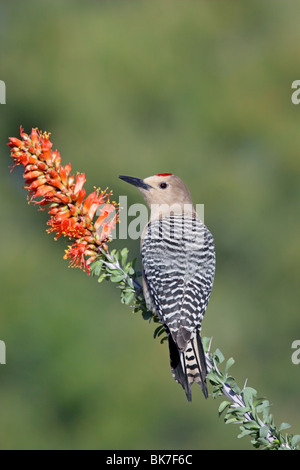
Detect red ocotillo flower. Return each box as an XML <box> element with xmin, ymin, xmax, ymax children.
<box><xmin>8</xmin><ymin>127</ymin><xmax>118</xmax><ymax>272</ymax></box>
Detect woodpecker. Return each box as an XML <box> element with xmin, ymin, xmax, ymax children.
<box><xmin>119</xmin><ymin>173</ymin><xmax>215</xmax><ymax>401</ymax></box>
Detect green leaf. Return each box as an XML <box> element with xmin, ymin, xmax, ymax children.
<box><xmin>229</xmin><ymin>405</ymin><xmax>251</xmax><ymax>414</ymax></box>
<box><xmin>238</xmin><ymin>430</ymin><xmax>254</xmax><ymax>439</ymax></box>
<box><xmin>126</xmin><ymin>264</ymin><xmax>135</xmax><ymax>275</ymax></box>
<box><xmin>156</xmin><ymin>327</ymin><xmax>164</xmax><ymax>337</ymax></box>
<box><xmin>224</xmin><ymin>417</ymin><xmax>238</xmax><ymax>425</ymax></box>
<box><xmin>213</xmin><ymin>348</ymin><xmax>225</xmax><ymax>364</ymax></box>
<box><xmin>255</xmin><ymin>400</ymin><xmax>270</xmax><ymax>414</ymax></box>
<box><xmin>259</xmin><ymin>426</ymin><xmax>269</xmax><ymax>438</ymax></box>
<box><xmin>279</xmin><ymin>422</ymin><xmax>291</xmax><ymax>432</ymax></box>
<box><xmin>90</xmin><ymin>260</ymin><xmax>103</xmax><ymax>277</ymax></box>
<box><xmin>255</xmin><ymin>437</ymin><xmax>270</xmax><ymax>447</ymax></box>
<box><xmin>130</xmin><ymin>257</ymin><xmax>137</xmax><ymax>270</ymax></box>
<box><xmin>120</xmin><ymin>247</ymin><xmax>128</xmax><ymax>266</ymax></box>
<box><xmin>242</xmin><ymin>387</ymin><xmax>257</xmax><ymax>407</ymax></box>
<box><xmin>225</xmin><ymin>357</ymin><xmax>235</xmax><ymax>374</ymax></box>
<box><xmin>218</xmin><ymin>400</ymin><xmax>230</xmax><ymax>416</ymax></box>
<box><xmin>142</xmin><ymin>310</ymin><xmax>153</xmax><ymax>321</ymax></box>
<box><xmin>110</xmin><ymin>273</ymin><xmax>125</xmax><ymax>283</ymax></box>
<box><xmin>126</xmin><ymin>295</ymin><xmax>136</xmax><ymax>306</ymax></box>
<box><xmin>97</xmin><ymin>273</ymin><xmax>107</xmax><ymax>283</ymax></box>
<box><xmin>291</xmin><ymin>434</ymin><xmax>300</xmax><ymax>447</ymax></box>
<box><xmin>202</xmin><ymin>336</ymin><xmax>211</xmax><ymax>352</ymax></box>
<box><xmin>123</xmin><ymin>292</ymin><xmax>135</xmax><ymax>305</ymax></box>
<box><xmin>265</xmin><ymin>413</ymin><xmax>274</xmax><ymax>427</ymax></box>
<box><xmin>207</xmin><ymin>371</ymin><xmax>222</xmax><ymax>385</ymax></box>
<box><xmin>153</xmin><ymin>325</ymin><xmax>165</xmax><ymax>339</ymax></box>
<box><xmin>225</xmin><ymin>377</ymin><xmax>241</xmax><ymax>394</ymax></box>
<box><xmin>242</xmin><ymin>420</ymin><xmax>260</xmax><ymax>431</ymax></box>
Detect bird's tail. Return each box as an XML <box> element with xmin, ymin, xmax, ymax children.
<box><xmin>168</xmin><ymin>330</ymin><xmax>208</xmax><ymax>401</ymax></box>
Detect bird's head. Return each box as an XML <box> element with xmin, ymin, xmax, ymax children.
<box><xmin>119</xmin><ymin>173</ymin><xmax>194</xmax><ymax>219</ymax></box>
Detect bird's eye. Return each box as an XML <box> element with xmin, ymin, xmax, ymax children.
<box><xmin>159</xmin><ymin>182</ymin><xmax>168</xmax><ymax>189</ymax></box>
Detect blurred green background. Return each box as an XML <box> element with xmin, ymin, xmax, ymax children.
<box><xmin>0</xmin><ymin>0</ymin><xmax>300</xmax><ymax>450</ymax></box>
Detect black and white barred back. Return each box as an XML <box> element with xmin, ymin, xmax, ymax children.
<box><xmin>141</xmin><ymin>214</ymin><xmax>216</xmax><ymax>401</ymax></box>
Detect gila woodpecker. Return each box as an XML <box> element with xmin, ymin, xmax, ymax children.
<box><xmin>119</xmin><ymin>173</ymin><xmax>216</xmax><ymax>401</ymax></box>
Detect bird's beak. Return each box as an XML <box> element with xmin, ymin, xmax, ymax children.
<box><xmin>118</xmin><ymin>175</ymin><xmax>152</xmax><ymax>191</ymax></box>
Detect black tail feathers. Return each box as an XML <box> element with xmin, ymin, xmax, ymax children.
<box><xmin>168</xmin><ymin>330</ymin><xmax>208</xmax><ymax>401</ymax></box>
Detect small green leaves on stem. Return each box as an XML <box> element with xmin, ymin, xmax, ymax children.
<box><xmin>90</xmin><ymin>247</ymin><xmax>299</xmax><ymax>450</ymax></box>
<box><xmin>203</xmin><ymin>337</ymin><xmax>300</xmax><ymax>450</ymax></box>
<box><xmin>90</xmin><ymin>248</ymin><xmax>156</xmax><ymax>317</ymax></box>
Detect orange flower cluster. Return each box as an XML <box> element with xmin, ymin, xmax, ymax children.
<box><xmin>8</xmin><ymin>127</ymin><xmax>118</xmax><ymax>272</ymax></box>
